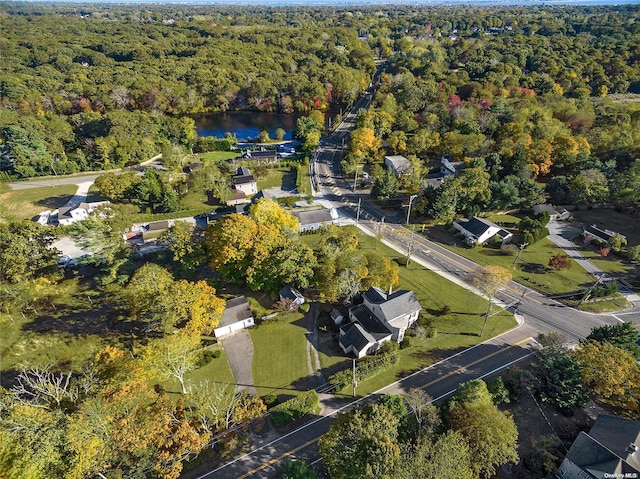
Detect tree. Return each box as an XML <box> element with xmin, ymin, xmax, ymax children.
<box><xmin>372</xmin><ymin>168</ymin><xmax>400</xmax><ymax>202</ymax></box>
<box><xmin>169</xmin><ymin>280</ymin><xmax>225</xmax><ymax>336</ymax></box>
<box><xmin>319</xmin><ymin>403</ymin><xmax>401</xmax><ymax>479</ymax></box>
<box><xmin>586</xmin><ymin>322</ymin><xmax>640</xmax><ymax>359</ymax></box>
<box><xmin>534</xmin><ymin>346</ymin><xmax>589</xmax><ymax>411</ymax></box>
<box><xmin>249</xmin><ymin>198</ymin><xmax>299</xmax><ymax>235</ymax></box>
<box><xmin>575</xmin><ymin>341</ymin><xmax>640</xmax><ymax>413</ymax></box>
<box><xmin>473</xmin><ymin>265</ymin><xmax>512</xmax><ymax>336</ymax></box>
<box><xmin>0</xmin><ymin>221</ymin><xmax>58</xmax><ymax>283</ymax></box>
<box><xmin>280</xmin><ymin>460</ymin><xmax>318</xmax><ymax>479</ymax></box>
<box><xmin>394</xmin><ymin>431</ymin><xmax>474</xmax><ymax>479</ymax></box>
<box><xmin>94</xmin><ymin>171</ymin><xmax>141</xmax><ymax>203</ymax></box>
<box><xmin>161</xmin><ymin>221</ymin><xmax>205</xmax><ymax>272</ymax></box>
<box><xmin>349</xmin><ymin>127</ymin><xmax>382</xmax><ymax>161</ymax></box>
<box><xmin>448</xmin><ymin>381</ymin><xmax>519</xmax><ymax>478</ymax></box>
<box><xmin>403</xmin><ymin>388</ymin><xmax>440</xmax><ymax>436</ymax></box>
<box><xmin>548</xmin><ymin>254</ymin><xmax>571</xmax><ymax>271</ymax></box>
<box><xmin>569</xmin><ymin>169</ymin><xmax>610</xmax><ymax>205</ymax></box>
<box><xmin>143</xmin><ymin>332</ymin><xmax>201</xmax><ymax>394</ymax></box>
<box><xmin>126</xmin><ymin>263</ymin><xmax>174</xmax><ymax>318</ymax></box>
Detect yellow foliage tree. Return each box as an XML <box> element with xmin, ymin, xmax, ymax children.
<box><xmin>249</xmin><ymin>198</ymin><xmax>299</xmax><ymax>235</ymax></box>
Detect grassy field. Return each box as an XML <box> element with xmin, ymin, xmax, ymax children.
<box><xmin>198</xmin><ymin>151</ymin><xmax>239</xmax><ymax>163</ymax></box>
<box><xmin>250</xmin><ymin>312</ymin><xmax>309</xmax><ymax>398</ymax></box>
<box><xmin>256</xmin><ymin>166</ymin><xmax>294</xmax><ymax>191</ymax></box>
<box><xmin>162</xmin><ymin>348</ymin><xmax>236</xmax><ymax>398</ymax></box>
<box><xmin>575</xmin><ymin>242</ymin><xmax>637</xmax><ymax>277</ymax></box>
<box><xmin>0</xmin><ymin>184</ymin><xmax>77</xmax><ymax>222</ymax></box>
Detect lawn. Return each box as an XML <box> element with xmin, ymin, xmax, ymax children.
<box><xmin>442</xmin><ymin>238</ymin><xmax>595</xmax><ymax>294</ymax></box>
<box><xmin>0</xmin><ymin>184</ymin><xmax>77</xmax><ymax>222</ymax></box>
<box><xmin>575</xmin><ymin>242</ymin><xmax>636</xmax><ymax>278</ymax></box>
<box><xmin>571</xmin><ymin>208</ymin><xmax>640</xmax><ymax>246</ymax></box>
<box><xmin>256</xmin><ymin>166</ymin><xmax>293</xmax><ymax>191</ymax></box>
<box><xmin>198</xmin><ymin>151</ymin><xmax>239</xmax><ymax>163</ymax></box>
<box><xmin>250</xmin><ymin>312</ymin><xmax>309</xmax><ymax>398</ymax></box>
<box><xmin>162</xmin><ymin>348</ymin><xmax>236</xmax><ymax>399</ymax></box>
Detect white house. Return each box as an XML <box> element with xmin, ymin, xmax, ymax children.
<box><xmin>532</xmin><ymin>204</ymin><xmax>569</xmax><ymax>221</ymax></box>
<box><xmin>213</xmin><ymin>296</ymin><xmax>255</xmax><ymax>338</ymax></box>
<box><xmin>384</xmin><ymin>155</ymin><xmax>411</xmax><ymax>176</ymax></box>
<box><xmin>339</xmin><ymin>287</ymin><xmax>422</xmax><ymax>358</ymax></box>
<box><xmin>57</xmin><ymin>201</ymin><xmax>110</xmax><ymax>226</ymax></box>
<box><xmin>453</xmin><ymin>216</ymin><xmax>513</xmax><ymax>246</ymax></box>
<box><xmin>233</xmin><ymin>167</ymin><xmax>258</xmax><ymax>196</ymax></box>
<box><xmin>293</xmin><ymin>208</ymin><xmax>339</xmax><ymax>232</ymax></box>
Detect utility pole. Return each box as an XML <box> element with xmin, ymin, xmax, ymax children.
<box><xmin>578</xmin><ymin>276</ymin><xmax>603</xmax><ymax>307</ymax></box>
<box><xmin>376</xmin><ymin>216</ymin><xmax>385</xmax><ymax>250</ymax></box>
<box><xmin>352</xmin><ymin>359</ymin><xmax>357</xmax><ymax>397</ymax></box>
<box><xmin>355</xmin><ymin>198</ymin><xmax>361</xmax><ymax>226</ymax></box>
<box><xmin>512</xmin><ymin>242</ymin><xmax>529</xmax><ymax>267</ymax></box>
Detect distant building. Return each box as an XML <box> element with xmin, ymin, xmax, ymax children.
<box><xmin>293</xmin><ymin>208</ymin><xmax>339</xmax><ymax>232</ymax></box>
<box><xmin>384</xmin><ymin>155</ymin><xmax>411</xmax><ymax>176</ymax></box>
<box><xmin>583</xmin><ymin>224</ymin><xmax>626</xmax><ymax>245</ymax></box>
<box><xmin>240</xmin><ymin>149</ymin><xmax>278</xmax><ymax>161</ymax></box>
<box><xmin>56</xmin><ymin>201</ymin><xmax>110</xmax><ymax>226</ymax></box>
<box><xmin>557</xmin><ymin>414</ymin><xmax>640</xmax><ymax>479</ymax></box>
<box><xmin>214</xmin><ymin>296</ymin><xmax>255</xmax><ymax>338</ymax></box>
<box><xmin>453</xmin><ymin>216</ymin><xmax>514</xmax><ymax>246</ymax></box>
<box><xmin>226</xmin><ymin>190</ymin><xmax>249</xmax><ymax>206</ymax></box>
<box><xmin>532</xmin><ymin>204</ymin><xmax>569</xmax><ymax>221</ymax></box>
<box><xmin>441</xmin><ymin>156</ymin><xmax>465</xmax><ymax>177</ymax></box>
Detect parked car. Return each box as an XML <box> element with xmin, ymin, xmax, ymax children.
<box><xmin>57</xmin><ymin>255</ymin><xmax>72</xmax><ymax>268</ymax></box>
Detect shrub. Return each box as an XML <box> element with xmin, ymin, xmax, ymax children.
<box><xmin>548</xmin><ymin>254</ymin><xmax>571</xmax><ymax>271</ymax></box>
<box><xmin>270</xmin><ymin>390</ymin><xmax>319</xmax><ymax>427</ymax></box>
<box><xmin>299</xmin><ymin>303</ymin><xmax>310</xmax><ymax>313</ymax></box>
<box><xmin>500</xmin><ymin>244</ymin><xmax>519</xmax><ymax>256</ymax></box>
<box><xmin>486</xmin><ymin>377</ymin><xmax>510</xmax><ymax>405</ymax></box>
<box><xmin>196</xmin><ymin>349</ymin><xmax>220</xmax><ymax>368</ymax></box>
<box><xmin>263</xmin><ymin>394</ymin><xmax>278</xmax><ymax>408</ymax></box>
<box><xmin>194</xmin><ymin>137</ymin><xmax>234</xmax><ymax>152</ymax></box>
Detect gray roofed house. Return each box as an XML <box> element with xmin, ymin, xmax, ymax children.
<box><xmin>384</xmin><ymin>155</ymin><xmax>411</xmax><ymax>176</ymax></box>
<box><xmin>233</xmin><ymin>171</ymin><xmax>258</xmax><ymax>196</ymax></box>
<box><xmin>453</xmin><ymin>216</ymin><xmax>514</xmax><ymax>246</ymax></box>
<box><xmin>279</xmin><ymin>285</ymin><xmax>305</xmax><ymax>308</ymax></box>
<box><xmin>557</xmin><ymin>414</ymin><xmax>640</xmax><ymax>479</ymax></box>
<box><xmin>532</xmin><ymin>204</ymin><xmax>569</xmax><ymax>221</ymax></box>
<box><xmin>338</xmin><ymin>286</ymin><xmax>422</xmax><ymax>358</ymax></box>
<box><xmin>583</xmin><ymin>224</ymin><xmax>626</xmax><ymax>245</ymax></box>
<box><xmin>339</xmin><ymin>323</ymin><xmax>378</xmax><ymax>359</ymax></box>
<box><xmin>214</xmin><ymin>296</ymin><xmax>255</xmax><ymax>338</ymax></box>
<box><xmin>241</xmin><ymin>149</ymin><xmax>278</xmax><ymax>160</ymax></box>
<box><xmin>293</xmin><ymin>208</ymin><xmax>339</xmax><ymax>232</ymax></box>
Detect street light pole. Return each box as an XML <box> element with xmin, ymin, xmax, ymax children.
<box><xmin>353</xmin><ymin>165</ymin><xmax>362</xmax><ymax>191</ymax></box>
<box><xmin>355</xmin><ymin>198</ymin><xmax>361</xmax><ymax>226</ymax></box>
<box><xmin>405</xmin><ymin>194</ymin><xmax>418</xmax><ymax>225</ymax></box>
<box><xmin>512</xmin><ymin>242</ymin><xmax>529</xmax><ymax>267</ymax></box>
<box><xmin>406</xmin><ymin>224</ymin><xmax>416</xmax><ymax>266</ymax></box>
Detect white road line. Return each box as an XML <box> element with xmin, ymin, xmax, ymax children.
<box><xmin>612</xmin><ymin>314</ymin><xmax>624</xmax><ymax>323</ymax></box>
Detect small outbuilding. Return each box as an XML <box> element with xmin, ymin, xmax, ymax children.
<box><xmin>293</xmin><ymin>208</ymin><xmax>339</xmax><ymax>232</ymax></box>
<box><xmin>213</xmin><ymin>296</ymin><xmax>255</xmax><ymax>338</ymax></box>
<box><xmin>279</xmin><ymin>285</ymin><xmax>305</xmax><ymax>308</ymax></box>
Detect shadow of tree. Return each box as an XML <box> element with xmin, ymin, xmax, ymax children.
<box><xmin>36</xmin><ymin>194</ymin><xmax>74</xmax><ymax>209</ymax></box>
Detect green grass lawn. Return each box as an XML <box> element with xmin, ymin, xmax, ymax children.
<box><xmin>442</xmin><ymin>238</ymin><xmax>595</xmax><ymax>294</ymax></box>
<box><xmin>256</xmin><ymin>166</ymin><xmax>292</xmax><ymax>191</ymax></box>
<box><xmin>162</xmin><ymin>348</ymin><xmax>236</xmax><ymax>399</ymax></box>
<box><xmin>250</xmin><ymin>312</ymin><xmax>309</xmax><ymax>397</ymax></box>
<box><xmin>0</xmin><ymin>184</ymin><xmax>77</xmax><ymax>222</ymax></box>
<box><xmin>198</xmin><ymin>151</ymin><xmax>239</xmax><ymax>163</ymax></box>
<box><xmin>575</xmin><ymin>243</ymin><xmax>635</xmax><ymax>277</ymax></box>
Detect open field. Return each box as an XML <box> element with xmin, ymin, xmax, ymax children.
<box><xmin>256</xmin><ymin>166</ymin><xmax>294</xmax><ymax>191</ymax></box>
<box><xmin>199</xmin><ymin>151</ymin><xmax>239</xmax><ymax>163</ymax></box>
<box><xmin>0</xmin><ymin>184</ymin><xmax>77</xmax><ymax>222</ymax></box>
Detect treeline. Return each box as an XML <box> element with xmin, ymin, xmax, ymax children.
<box><xmin>0</xmin><ymin>6</ymin><xmax>373</xmax><ymax>177</ymax></box>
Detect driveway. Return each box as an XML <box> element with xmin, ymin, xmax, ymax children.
<box><xmin>546</xmin><ymin>220</ymin><xmax>604</xmax><ymax>276</ymax></box>
<box><xmin>219</xmin><ymin>331</ymin><xmax>256</xmax><ymax>396</ymax></box>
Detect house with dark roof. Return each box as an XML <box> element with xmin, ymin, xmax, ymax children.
<box><xmin>226</xmin><ymin>190</ymin><xmax>249</xmax><ymax>206</ymax></box>
<box><xmin>213</xmin><ymin>296</ymin><xmax>255</xmax><ymax>338</ymax></box>
<box><xmin>453</xmin><ymin>216</ymin><xmax>514</xmax><ymax>246</ymax></box>
<box><xmin>240</xmin><ymin>149</ymin><xmax>278</xmax><ymax>161</ymax></box>
<box><xmin>279</xmin><ymin>285</ymin><xmax>305</xmax><ymax>308</ymax></box>
<box><xmin>583</xmin><ymin>224</ymin><xmax>627</xmax><ymax>245</ymax></box>
<box><xmin>338</xmin><ymin>287</ymin><xmax>422</xmax><ymax>358</ymax></box>
<box><xmin>293</xmin><ymin>208</ymin><xmax>339</xmax><ymax>232</ymax></box>
<box><xmin>384</xmin><ymin>155</ymin><xmax>411</xmax><ymax>176</ymax></box>
<box><xmin>441</xmin><ymin>156</ymin><xmax>465</xmax><ymax>177</ymax></box>
<box><xmin>233</xmin><ymin>168</ymin><xmax>258</xmax><ymax>196</ymax></box>
<box><xmin>557</xmin><ymin>414</ymin><xmax>640</xmax><ymax>479</ymax></box>
<box><xmin>532</xmin><ymin>204</ymin><xmax>569</xmax><ymax>221</ymax></box>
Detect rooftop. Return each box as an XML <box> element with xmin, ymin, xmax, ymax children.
<box><xmin>219</xmin><ymin>296</ymin><xmax>253</xmax><ymax>328</ymax></box>
<box><xmin>339</xmin><ymin>322</ymin><xmax>376</xmax><ymax>353</ymax></box>
<box><xmin>234</xmin><ymin>174</ymin><xmax>256</xmax><ymax>185</ymax></box>
<box><xmin>349</xmin><ymin>304</ymin><xmax>393</xmax><ymax>341</ymax></box>
<box><xmin>293</xmin><ymin>208</ymin><xmax>337</xmax><ymax>226</ymax></box>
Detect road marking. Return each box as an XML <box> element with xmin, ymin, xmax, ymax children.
<box><xmin>418</xmin><ymin>337</ymin><xmax>533</xmax><ymax>391</ymax></box>
<box><xmin>612</xmin><ymin>314</ymin><xmax>624</xmax><ymax>323</ymax></box>
<box><xmin>236</xmin><ymin>438</ymin><xmax>319</xmax><ymax>479</ymax></box>
<box><xmin>234</xmin><ymin>338</ymin><xmax>536</xmax><ymax>478</ymax></box>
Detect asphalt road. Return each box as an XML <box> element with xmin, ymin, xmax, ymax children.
<box><xmin>6</xmin><ymin>173</ymin><xmax>102</xmax><ymax>189</ymax></box>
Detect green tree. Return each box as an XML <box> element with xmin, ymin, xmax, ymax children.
<box><xmin>0</xmin><ymin>221</ymin><xmax>58</xmax><ymax>283</ymax></box>
<box><xmin>161</xmin><ymin>221</ymin><xmax>205</xmax><ymax>273</ymax></box>
<box><xmin>586</xmin><ymin>322</ymin><xmax>640</xmax><ymax>359</ymax></box>
<box><xmin>319</xmin><ymin>403</ymin><xmax>401</xmax><ymax>479</ymax></box>
<box><xmin>280</xmin><ymin>460</ymin><xmax>318</xmax><ymax>479</ymax></box>
<box><xmin>569</xmin><ymin>169</ymin><xmax>610</xmax><ymax>205</ymax></box>
<box><xmin>372</xmin><ymin>168</ymin><xmax>400</xmax><ymax>202</ymax></box>
<box><xmin>142</xmin><ymin>332</ymin><xmax>201</xmax><ymax>394</ymax></box>
<box><xmin>534</xmin><ymin>346</ymin><xmax>589</xmax><ymax>411</ymax></box>
<box><xmin>448</xmin><ymin>380</ymin><xmax>519</xmax><ymax>478</ymax></box>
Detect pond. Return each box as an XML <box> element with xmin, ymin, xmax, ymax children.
<box><xmin>193</xmin><ymin>110</ymin><xmax>342</xmax><ymax>142</ymax></box>
<box><xmin>194</xmin><ymin>111</ymin><xmax>301</xmax><ymax>142</ymax></box>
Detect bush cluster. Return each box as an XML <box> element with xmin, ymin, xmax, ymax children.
<box><xmin>270</xmin><ymin>390</ymin><xmax>319</xmax><ymax>427</ymax></box>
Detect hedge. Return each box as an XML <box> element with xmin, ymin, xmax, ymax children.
<box><xmin>194</xmin><ymin>137</ymin><xmax>234</xmax><ymax>153</ymax></box>
<box><xmin>328</xmin><ymin>347</ymin><xmax>399</xmax><ymax>392</ymax></box>
<box><xmin>270</xmin><ymin>390</ymin><xmax>319</xmax><ymax>427</ymax></box>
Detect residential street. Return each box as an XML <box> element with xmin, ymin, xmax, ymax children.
<box><xmin>194</xmin><ymin>86</ymin><xmax>640</xmax><ymax>479</ymax></box>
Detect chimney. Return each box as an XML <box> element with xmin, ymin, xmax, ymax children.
<box><xmin>626</xmin><ymin>443</ymin><xmax>638</xmax><ymax>455</ymax></box>
<box><xmin>388</xmin><ymin>283</ymin><xmax>393</xmax><ymax>297</ymax></box>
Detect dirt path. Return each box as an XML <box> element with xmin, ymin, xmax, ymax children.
<box><xmin>220</xmin><ymin>331</ymin><xmax>257</xmax><ymax>396</ymax></box>
<box><xmin>306</xmin><ymin>303</ymin><xmax>325</xmax><ymax>390</ymax></box>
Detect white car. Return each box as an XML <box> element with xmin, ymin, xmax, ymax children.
<box><xmin>57</xmin><ymin>255</ymin><xmax>72</xmax><ymax>268</ymax></box>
